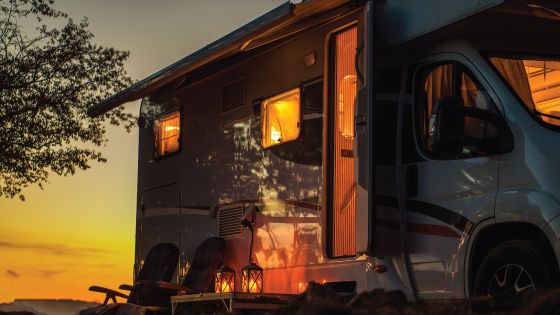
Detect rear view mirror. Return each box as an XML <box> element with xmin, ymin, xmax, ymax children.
<box><xmin>428</xmin><ymin>96</ymin><xmax>512</xmax><ymax>157</ymax></box>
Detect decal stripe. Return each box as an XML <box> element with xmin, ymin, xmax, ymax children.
<box><xmin>219</xmin><ymin>197</ymin><xmax>475</xmax><ymax>237</ymax></box>
<box><xmin>376</xmin><ymin>218</ymin><xmax>461</xmax><ymax>238</ymax></box>
<box><xmin>375</xmin><ymin>195</ymin><xmax>475</xmax><ymax>236</ymax></box>
<box><xmin>405</xmin><ymin>199</ymin><xmax>475</xmax><ymax>235</ymax></box>
<box><xmin>219</xmin><ymin>199</ymin><xmax>321</xmax><ymax>211</ymax></box>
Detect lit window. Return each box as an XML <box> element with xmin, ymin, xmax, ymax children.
<box><xmin>154</xmin><ymin>111</ymin><xmax>181</xmax><ymax>157</ymax></box>
<box><xmin>338</xmin><ymin>74</ymin><xmax>357</xmax><ymax>139</ymax></box>
<box><xmin>490</xmin><ymin>57</ymin><xmax>560</xmax><ymax>127</ymax></box>
<box><xmin>261</xmin><ymin>88</ymin><xmax>301</xmax><ymax>148</ymax></box>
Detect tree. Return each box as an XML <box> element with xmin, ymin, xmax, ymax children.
<box><xmin>0</xmin><ymin>0</ymin><xmax>135</xmax><ymax>200</ymax></box>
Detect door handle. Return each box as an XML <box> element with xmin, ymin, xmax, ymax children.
<box><xmin>405</xmin><ymin>165</ymin><xmax>418</xmax><ymax>198</ymax></box>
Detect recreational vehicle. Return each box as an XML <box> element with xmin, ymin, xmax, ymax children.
<box><xmin>89</xmin><ymin>0</ymin><xmax>560</xmax><ymax>302</ymax></box>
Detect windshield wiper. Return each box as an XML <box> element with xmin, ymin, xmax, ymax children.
<box><xmin>533</xmin><ymin>109</ymin><xmax>560</xmax><ymax>121</ymax></box>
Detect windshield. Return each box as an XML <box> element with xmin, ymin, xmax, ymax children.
<box><xmin>489</xmin><ymin>57</ymin><xmax>560</xmax><ymax>128</ymax></box>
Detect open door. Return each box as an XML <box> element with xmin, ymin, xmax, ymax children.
<box><xmin>355</xmin><ymin>0</ymin><xmax>374</xmax><ymax>255</ymax></box>
<box><xmin>328</xmin><ymin>24</ymin><xmax>358</xmax><ymax>258</ymax></box>
<box><xmin>328</xmin><ymin>1</ymin><xmax>374</xmax><ymax>257</ymax></box>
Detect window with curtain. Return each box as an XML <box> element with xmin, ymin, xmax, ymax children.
<box><xmin>417</xmin><ymin>63</ymin><xmax>500</xmax><ymax>158</ymax></box>
<box><xmin>154</xmin><ymin>111</ymin><xmax>181</xmax><ymax>158</ymax></box>
<box><xmin>490</xmin><ymin>57</ymin><xmax>560</xmax><ymax>128</ymax></box>
<box><xmin>261</xmin><ymin>87</ymin><xmax>301</xmax><ymax>149</ymax></box>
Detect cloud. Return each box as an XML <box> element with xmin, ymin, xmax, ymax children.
<box><xmin>6</xmin><ymin>269</ymin><xmax>19</xmax><ymax>278</ymax></box>
<box><xmin>0</xmin><ymin>241</ymin><xmax>110</xmax><ymax>256</ymax></box>
<box><xmin>39</xmin><ymin>269</ymin><xmax>66</xmax><ymax>278</ymax></box>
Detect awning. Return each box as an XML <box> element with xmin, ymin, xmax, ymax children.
<box><xmin>88</xmin><ymin>0</ymin><xmax>356</xmax><ymax>117</ymax></box>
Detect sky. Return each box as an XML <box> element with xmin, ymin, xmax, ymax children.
<box><xmin>0</xmin><ymin>0</ymin><xmax>286</xmax><ymax>303</ymax></box>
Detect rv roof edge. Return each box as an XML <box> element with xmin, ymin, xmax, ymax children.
<box><xmin>87</xmin><ymin>0</ymin><xmax>359</xmax><ymax>118</ymax></box>
<box><xmin>375</xmin><ymin>0</ymin><xmax>507</xmax><ymax>50</ymax></box>
<box><xmin>87</xmin><ymin>1</ymin><xmax>295</xmax><ymax>118</ymax></box>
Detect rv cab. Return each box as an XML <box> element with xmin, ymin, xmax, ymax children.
<box><xmin>89</xmin><ymin>0</ymin><xmax>560</xmax><ymax>302</ymax></box>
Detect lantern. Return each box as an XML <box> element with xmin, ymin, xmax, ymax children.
<box><xmin>215</xmin><ymin>265</ymin><xmax>235</xmax><ymax>293</ymax></box>
<box><xmin>241</xmin><ymin>263</ymin><xmax>263</xmax><ymax>293</ymax></box>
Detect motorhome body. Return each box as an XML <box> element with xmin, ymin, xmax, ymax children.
<box><xmin>89</xmin><ymin>0</ymin><xmax>560</xmax><ymax>301</ymax></box>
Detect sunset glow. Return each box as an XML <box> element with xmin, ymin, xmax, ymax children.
<box><xmin>0</xmin><ymin>0</ymin><xmax>284</xmax><ymax>303</ymax></box>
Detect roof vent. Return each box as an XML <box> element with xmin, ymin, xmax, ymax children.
<box><xmin>217</xmin><ymin>204</ymin><xmax>243</xmax><ymax>238</ymax></box>
<box><xmin>222</xmin><ymin>79</ymin><xmax>246</xmax><ymax>113</ymax></box>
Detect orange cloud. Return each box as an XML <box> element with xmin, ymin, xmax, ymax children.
<box><xmin>0</xmin><ymin>241</ymin><xmax>111</xmax><ymax>256</ymax></box>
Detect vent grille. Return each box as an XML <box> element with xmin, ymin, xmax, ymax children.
<box><xmin>217</xmin><ymin>205</ymin><xmax>243</xmax><ymax>238</ymax></box>
<box><xmin>222</xmin><ymin>79</ymin><xmax>246</xmax><ymax>113</ymax></box>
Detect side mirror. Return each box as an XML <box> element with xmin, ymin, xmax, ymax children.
<box><xmin>428</xmin><ymin>96</ymin><xmax>512</xmax><ymax>157</ymax></box>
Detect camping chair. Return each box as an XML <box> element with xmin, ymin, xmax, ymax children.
<box><xmin>81</xmin><ymin>237</ymin><xmax>226</xmax><ymax>315</ymax></box>
<box><xmin>88</xmin><ymin>242</ymin><xmax>179</xmax><ymax>305</ymax></box>
<box><xmin>155</xmin><ymin>237</ymin><xmax>226</xmax><ymax>294</ymax></box>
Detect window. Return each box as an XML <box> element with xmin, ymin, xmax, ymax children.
<box><xmin>261</xmin><ymin>88</ymin><xmax>301</xmax><ymax>149</ymax></box>
<box><xmin>417</xmin><ymin>62</ymin><xmax>504</xmax><ymax>158</ymax></box>
<box><xmin>489</xmin><ymin>57</ymin><xmax>560</xmax><ymax>128</ymax></box>
<box><xmin>330</xmin><ymin>26</ymin><xmax>357</xmax><ymax>258</ymax></box>
<box><xmin>339</xmin><ymin>74</ymin><xmax>357</xmax><ymax>138</ymax></box>
<box><xmin>154</xmin><ymin>111</ymin><xmax>181</xmax><ymax>158</ymax></box>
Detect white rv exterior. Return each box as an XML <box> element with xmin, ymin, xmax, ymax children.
<box><xmin>89</xmin><ymin>0</ymin><xmax>560</xmax><ymax>301</ymax></box>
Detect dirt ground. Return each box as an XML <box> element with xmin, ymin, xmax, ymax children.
<box><xmin>272</xmin><ymin>282</ymin><xmax>560</xmax><ymax>315</ymax></box>
<box><xmin>4</xmin><ymin>283</ymin><xmax>560</xmax><ymax>315</ymax></box>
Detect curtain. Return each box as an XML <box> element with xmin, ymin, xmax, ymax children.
<box><xmin>421</xmin><ymin>64</ymin><xmax>454</xmax><ymax>138</ymax></box>
<box><xmin>489</xmin><ymin>57</ymin><xmax>535</xmax><ymax>111</ymax></box>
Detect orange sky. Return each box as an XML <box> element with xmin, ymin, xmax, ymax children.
<box><xmin>0</xmin><ymin>0</ymin><xmax>285</xmax><ymax>303</ymax></box>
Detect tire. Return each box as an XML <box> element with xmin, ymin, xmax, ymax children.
<box><xmin>473</xmin><ymin>239</ymin><xmax>556</xmax><ymax>297</ymax></box>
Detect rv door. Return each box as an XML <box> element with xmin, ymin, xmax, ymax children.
<box><xmin>355</xmin><ymin>0</ymin><xmax>374</xmax><ymax>255</ymax></box>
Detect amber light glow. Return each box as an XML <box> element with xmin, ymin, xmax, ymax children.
<box><xmin>490</xmin><ymin>58</ymin><xmax>560</xmax><ymax>127</ymax></box>
<box><xmin>524</xmin><ymin>60</ymin><xmax>560</xmax><ymax>126</ymax></box>
<box><xmin>338</xmin><ymin>74</ymin><xmax>357</xmax><ymax>139</ymax></box>
<box><xmin>241</xmin><ymin>263</ymin><xmax>263</xmax><ymax>293</ymax></box>
<box><xmin>155</xmin><ymin>111</ymin><xmax>180</xmax><ymax>157</ymax></box>
<box><xmin>215</xmin><ymin>266</ymin><xmax>235</xmax><ymax>293</ymax></box>
<box><xmin>332</xmin><ymin>26</ymin><xmax>358</xmax><ymax>257</ymax></box>
<box><xmin>261</xmin><ymin>88</ymin><xmax>301</xmax><ymax>148</ymax></box>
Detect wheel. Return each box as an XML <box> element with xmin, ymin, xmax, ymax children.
<box><xmin>473</xmin><ymin>240</ymin><xmax>556</xmax><ymax>297</ymax></box>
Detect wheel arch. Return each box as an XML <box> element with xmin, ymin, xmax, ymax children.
<box><xmin>466</xmin><ymin>221</ymin><xmax>560</xmax><ymax>296</ymax></box>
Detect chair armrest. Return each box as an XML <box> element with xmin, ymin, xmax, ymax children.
<box><xmin>89</xmin><ymin>286</ymin><xmax>129</xmax><ymax>304</ymax></box>
<box><xmin>155</xmin><ymin>281</ymin><xmax>195</xmax><ymax>294</ymax></box>
<box><xmin>119</xmin><ymin>284</ymin><xmax>134</xmax><ymax>291</ymax></box>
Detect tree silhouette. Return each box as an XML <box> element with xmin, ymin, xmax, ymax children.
<box><xmin>0</xmin><ymin>0</ymin><xmax>135</xmax><ymax>200</ymax></box>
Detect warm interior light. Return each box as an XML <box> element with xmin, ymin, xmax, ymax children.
<box><xmin>524</xmin><ymin>60</ymin><xmax>560</xmax><ymax>126</ymax></box>
<box><xmin>261</xmin><ymin>88</ymin><xmax>301</xmax><ymax>148</ymax></box>
<box><xmin>215</xmin><ymin>266</ymin><xmax>235</xmax><ymax>293</ymax></box>
<box><xmin>332</xmin><ymin>26</ymin><xmax>358</xmax><ymax>257</ymax></box>
<box><xmin>241</xmin><ymin>263</ymin><xmax>263</xmax><ymax>293</ymax></box>
<box><xmin>155</xmin><ymin>111</ymin><xmax>180</xmax><ymax>157</ymax></box>
<box><xmin>164</xmin><ymin>126</ymin><xmax>180</xmax><ymax>132</ymax></box>
<box><xmin>339</xmin><ymin>74</ymin><xmax>357</xmax><ymax>139</ymax></box>
<box><xmin>490</xmin><ymin>57</ymin><xmax>560</xmax><ymax>127</ymax></box>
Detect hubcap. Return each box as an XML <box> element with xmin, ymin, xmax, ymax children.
<box><xmin>487</xmin><ymin>263</ymin><xmax>536</xmax><ymax>297</ymax></box>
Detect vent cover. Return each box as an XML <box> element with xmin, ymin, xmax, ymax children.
<box><xmin>222</xmin><ymin>79</ymin><xmax>246</xmax><ymax>113</ymax></box>
<box><xmin>217</xmin><ymin>205</ymin><xmax>243</xmax><ymax>238</ymax></box>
